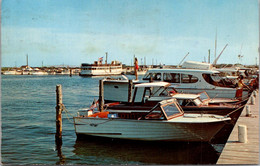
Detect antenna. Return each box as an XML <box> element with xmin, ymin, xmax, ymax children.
<box><xmin>208</xmin><ymin>49</ymin><xmax>210</xmax><ymax>63</ymax></box>
<box><xmin>178</xmin><ymin>52</ymin><xmax>189</xmax><ymax>67</ymax></box>
<box><xmin>213</xmin><ymin>44</ymin><xmax>228</xmax><ymax>65</ymax></box>
<box><xmin>105</xmin><ymin>52</ymin><xmax>108</xmax><ymax>64</ymax></box>
<box><xmin>214</xmin><ymin>29</ymin><xmax>217</xmax><ymax>62</ymax></box>
<box><xmin>238</xmin><ymin>44</ymin><xmax>243</xmax><ymax>63</ymax></box>
<box><xmin>26</xmin><ymin>54</ymin><xmax>28</xmax><ymax>66</ymax></box>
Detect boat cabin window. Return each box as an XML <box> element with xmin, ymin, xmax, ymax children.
<box><xmin>211</xmin><ymin>74</ymin><xmax>222</xmax><ymax>82</ymax></box>
<box><xmin>133</xmin><ymin>87</ymin><xmax>147</xmax><ymax>103</ymax></box>
<box><xmin>163</xmin><ymin>73</ymin><xmax>180</xmax><ymax>83</ymax></box>
<box><xmin>143</xmin><ymin>87</ymin><xmax>152</xmax><ymax>101</ymax></box>
<box><xmin>202</xmin><ymin>73</ymin><xmax>235</xmax><ymax>88</ymax></box>
<box><xmin>180</xmin><ymin>99</ymin><xmax>197</xmax><ymax>106</ymax></box>
<box><xmin>181</xmin><ymin>74</ymin><xmax>198</xmax><ymax>83</ymax></box>
<box><xmin>81</xmin><ymin>63</ymin><xmax>90</xmax><ymax>67</ymax></box>
<box><xmin>144</xmin><ymin>88</ymin><xmax>152</xmax><ymax>96</ymax></box>
<box><xmin>143</xmin><ymin>73</ymin><xmax>162</xmax><ymax>81</ymax></box>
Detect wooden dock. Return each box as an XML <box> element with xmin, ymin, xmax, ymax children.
<box><xmin>217</xmin><ymin>91</ymin><xmax>259</xmax><ymax>164</ymax></box>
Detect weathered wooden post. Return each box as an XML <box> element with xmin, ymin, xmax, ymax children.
<box><xmin>99</xmin><ymin>79</ymin><xmax>104</xmax><ymax>112</ymax></box>
<box><xmin>128</xmin><ymin>80</ymin><xmax>133</xmax><ymax>103</ymax></box>
<box><xmin>69</xmin><ymin>69</ymin><xmax>72</xmax><ymax>77</ymax></box>
<box><xmin>56</xmin><ymin>84</ymin><xmax>63</xmax><ymax>146</ymax></box>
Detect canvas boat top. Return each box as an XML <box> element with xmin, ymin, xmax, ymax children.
<box><xmin>146</xmin><ymin>68</ymin><xmax>220</xmax><ymax>74</ymax></box>
<box><xmin>134</xmin><ymin>82</ymin><xmax>170</xmax><ymax>88</ymax></box>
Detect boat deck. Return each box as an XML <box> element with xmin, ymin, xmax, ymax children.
<box><xmin>217</xmin><ymin>91</ymin><xmax>259</xmax><ymax>164</ymax></box>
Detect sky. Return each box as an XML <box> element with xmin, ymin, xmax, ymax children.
<box><xmin>1</xmin><ymin>0</ymin><xmax>259</xmax><ymax>67</ymax></box>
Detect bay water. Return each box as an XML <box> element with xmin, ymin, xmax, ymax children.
<box><xmin>1</xmin><ymin>75</ymin><xmax>222</xmax><ymax>165</ymax></box>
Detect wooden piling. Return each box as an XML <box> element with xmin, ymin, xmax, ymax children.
<box><xmin>55</xmin><ymin>84</ymin><xmax>63</xmax><ymax>146</ymax></box>
<box><xmin>69</xmin><ymin>69</ymin><xmax>72</xmax><ymax>77</ymax></box>
<box><xmin>128</xmin><ymin>80</ymin><xmax>133</xmax><ymax>103</ymax></box>
<box><xmin>99</xmin><ymin>79</ymin><xmax>104</xmax><ymax>112</ymax></box>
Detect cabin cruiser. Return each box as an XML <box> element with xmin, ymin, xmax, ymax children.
<box><xmin>74</xmin><ymin>98</ymin><xmax>231</xmax><ymax>142</ymax></box>
<box><xmin>102</xmin><ymin>68</ymin><xmax>251</xmax><ymax>104</ymax></box>
<box><xmin>104</xmin><ymin>82</ymin><xmax>244</xmax><ymax>121</ymax></box>
<box><xmin>142</xmin><ymin>68</ymin><xmax>251</xmax><ymax>99</ymax></box>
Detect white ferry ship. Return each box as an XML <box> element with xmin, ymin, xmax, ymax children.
<box><xmin>79</xmin><ymin>58</ymin><xmax>123</xmax><ymax>76</ymax></box>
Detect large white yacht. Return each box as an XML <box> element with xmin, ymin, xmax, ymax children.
<box><xmin>102</xmin><ymin>67</ymin><xmax>250</xmax><ymax>103</ymax></box>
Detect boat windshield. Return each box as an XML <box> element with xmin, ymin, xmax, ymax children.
<box><xmin>179</xmin><ymin>98</ymin><xmax>202</xmax><ymax>106</ymax></box>
<box><xmin>162</xmin><ymin>103</ymin><xmax>181</xmax><ymax>117</ymax></box>
<box><xmin>152</xmin><ymin>87</ymin><xmax>169</xmax><ymax>97</ymax></box>
<box><xmin>161</xmin><ymin>100</ymin><xmax>183</xmax><ymax>119</ymax></box>
<box><xmin>193</xmin><ymin>98</ymin><xmax>203</xmax><ymax>106</ymax></box>
<box><xmin>198</xmin><ymin>91</ymin><xmax>210</xmax><ymax>101</ymax></box>
<box><xmin>143</xmin><ymin>72</ymin><xmax>162</xmax><ymax>81</ymax></box>
<box><xmin>144</xmin><ymin>106</ymin><xmax>165</xmax><ymax>120</ymax></box>
<box><xmin>144</xmin><ymin>100</ymin><xmax>183</xmax><ymax>120</ymax></box>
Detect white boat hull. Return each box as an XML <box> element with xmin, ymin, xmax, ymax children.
<box><xmin>3</xmin><ymin>71</ymin><xmax>17</xmax><ymax>75</ymax></box>
<box><xmin>80</xmin><ymin>68</ymin><xmax>123</xmax><ymax>76</ymax></box>
<box><xmin>175</xmin><ymin>87</ymin><xmax>248</xmax><ymax>99</ymax></box>
<box><xmin>31</xmin><ymin>71</ymin><xmax>48</xmax><ymax>75</ymax></box>
<box><xmin>74</xmin><ymin>115</ymin><xmax>229</xmax><ymax>142</ymax></box>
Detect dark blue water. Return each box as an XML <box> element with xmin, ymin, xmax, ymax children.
<box><xmin>1</xmin><ymin>75</ymin><xmax>222</xmax><ymax>165</ymax></box>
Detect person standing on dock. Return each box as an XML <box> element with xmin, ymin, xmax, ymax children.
<box><xmin>134</xmin><ymin>57</ymin><xmax>139</xmax><ymax>80</ymax></box>
<box><xmin>237</xmin><ymin>75</ymin><xmax>251</xmax><ymax>90</ymax></box>
<box><xmin>236</xmin><ymin>75</ymin><xmax>252</xmax><ymax>100</ymax></box>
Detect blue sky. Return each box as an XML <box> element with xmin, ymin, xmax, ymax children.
<box><xmin>1</xmin><ymin>0</ymin><xmax>259</xmax><ymax>67</ymax></box>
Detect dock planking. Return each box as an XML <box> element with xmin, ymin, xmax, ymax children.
<box><xmin>217</xmin><ymin>91</ymin><xmax>259</xmax><ymax>165</ymax></box>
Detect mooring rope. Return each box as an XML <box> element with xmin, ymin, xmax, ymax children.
<box><xmin>234</xmin><ymin>95</ymin><xmax>250</xmax><ymax>105</ymax></box>
<box><xmin>61</xmin><ymin>104</ymin><xmax>75</xmax><ymax>124</ymax></box>
<box><xmin>61</xmin><ymin>103</ymin><xmax>113</xmax><ymax>126</ymax></box>
<box><xmin>224</xmin><ymin>104</ymin><xmax>246</xmax><ymax>118</ymax></box>
<box><xmin>224</xmin><ymin>90</ymin><xmax>256</xmax><ymax>117</ymax></box>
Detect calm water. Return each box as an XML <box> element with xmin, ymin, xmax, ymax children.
<box><xmin>1</xmin><ymin>75</ymin><xmax>222</xmax><ymax>165</ymax></box>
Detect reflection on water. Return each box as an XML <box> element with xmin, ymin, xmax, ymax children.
<box><xmin>73</xmin><ymin>137</ymin><xmax>220</xmax><ymax>165</ymax></box>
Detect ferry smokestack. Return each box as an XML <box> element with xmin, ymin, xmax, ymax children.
<box><xmin>26</xmin><ymin>54</ymin><xmax>28</xmax><ymax>67</ymax></box>
<box><xmin>208</xmin><ymin>49</ymin><xmax>210</xmax><ymax>63</ymax></box>
<box><xmin>105</xmin><ymin>52</ymin><xmax>108</xmax><ymax>64</ymax></box>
